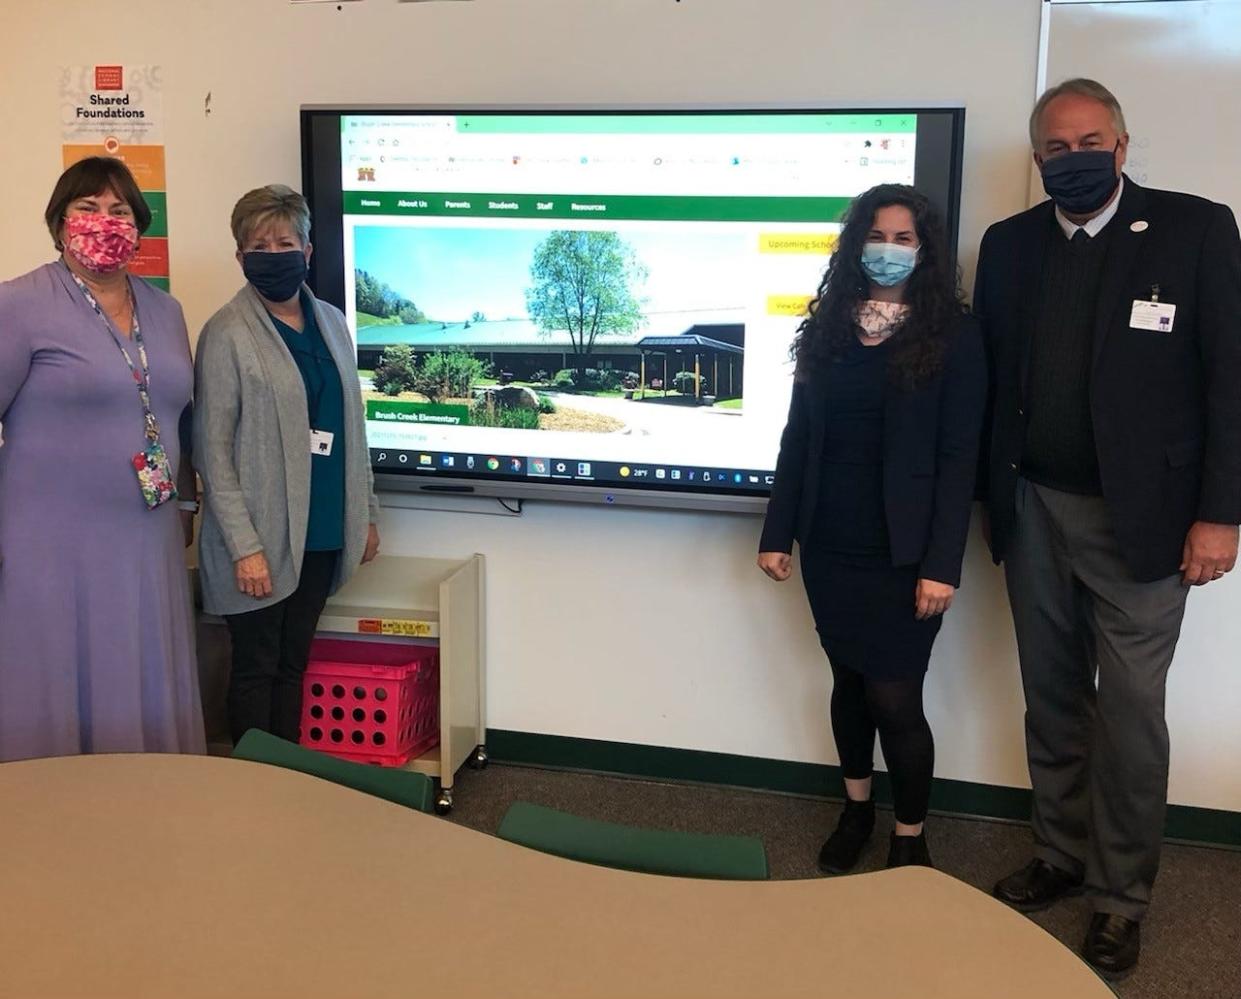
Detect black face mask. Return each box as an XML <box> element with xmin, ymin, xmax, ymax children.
<box><xmin>243</xmin><ymin>249</ymin><xmax>308</xmax><ymax>302</ymax></box>
<box><xmin>1039</xmin><ymin>143</ymin><xmax>1121</xmax><ymax>216</ymax></box>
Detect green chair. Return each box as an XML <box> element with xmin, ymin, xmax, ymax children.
<box><xmin>497</xmin><ymin>801</ymin><xmax>768</xmax><ymax>880</ymax></box>
<box><xmin>231</xmin><ymin>729</ymin><xmax>434</xmax><ymax>814</ymax></box>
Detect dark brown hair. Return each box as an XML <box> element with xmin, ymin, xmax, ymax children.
<box><xmin>44</xmin><ymin>157</ymin><xmax>152</xmax><ymax>250</ymax></box>
<box><xmin>792</xmin><ymin>183</ymin><xmax>964</xmax><ymax>390</ymax></box>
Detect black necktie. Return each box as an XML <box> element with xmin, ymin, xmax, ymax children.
<box><xmin>1071</xmin><ymin>228</ymin><xmax>1090</xmax><ymax>246</ymax></box>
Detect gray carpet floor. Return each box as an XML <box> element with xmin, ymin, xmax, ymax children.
<box><xmin>444</xmin><ymin>763</ymin><xmax>1241</xmax><ymax>999</ymax></box>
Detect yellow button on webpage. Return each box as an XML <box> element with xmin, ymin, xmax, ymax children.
<box><xmin>758</xmin><ymin>232</ymin><xmax>838</xmax><ymax>254</ymax></box>
<box><xmin>767</xmin><ymin>295</ymin><xmax>814</xmax><ymax>317</ymax></box>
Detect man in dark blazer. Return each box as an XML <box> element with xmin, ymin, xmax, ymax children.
<box><xmin>975</xmin><ymin>78</ymin><xmax>1241</xmax><ymax>979</ymax></box>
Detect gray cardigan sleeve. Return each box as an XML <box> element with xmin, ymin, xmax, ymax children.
<box><xmin>192</xmin><ymin>322</ymin><xmax>264</xmax><ymax>562</ymax></box>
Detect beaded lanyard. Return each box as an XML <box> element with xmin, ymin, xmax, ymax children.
<box><xmin>69</xmin><ymin>270</ymin><xmax>161</xmax><ymax>443</ymax></box>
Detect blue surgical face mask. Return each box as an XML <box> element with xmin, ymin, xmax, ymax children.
<box><xmin>242</xmin><ymin>249</ymin><xmax>308</xmax><ymax>303</ymax></box>
<box><xmin>861</xmin><ymin>242</ymin><xmax>919</xmax><ymax>287</ymax></box>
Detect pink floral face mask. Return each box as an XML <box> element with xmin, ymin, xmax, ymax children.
<box><xmin>63</xmin><ymin>213</ymin><xmax>139</xmax><ymax>273</ymax></box>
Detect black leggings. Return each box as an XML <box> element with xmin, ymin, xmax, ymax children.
<box><xmin>830</xmin><ymin>661</ymin><xmax>935</xmax><ymax>825</ymax></box>
<box><xmin>224</xmin><ymin>550</ymin><xmax>338</xmax><ymax>744</ymax></box>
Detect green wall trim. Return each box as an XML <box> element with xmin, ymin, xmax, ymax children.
<box><xmin>487</xmin><ymin>730</ymin><xmax>1241</xmax><ymax>848</ymax></box>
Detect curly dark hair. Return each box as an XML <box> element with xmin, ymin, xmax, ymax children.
<box><xmin>792</xmin><ymin>183</ymin><xmax>964</xmax><ymax>390</ymax></box>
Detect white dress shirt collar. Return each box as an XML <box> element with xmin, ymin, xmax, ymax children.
<box><xmin>1055</xmin><ymin>176</ymin><xmax>1125</xmax><ymax>240</ymax></box>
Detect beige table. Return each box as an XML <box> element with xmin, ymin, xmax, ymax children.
<box><xmin>0</xmin><ymin>754</ymin><xmax>1113</xmax><ymax>999</ymax></box>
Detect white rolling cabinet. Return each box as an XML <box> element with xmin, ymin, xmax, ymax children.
<box><xmin>315</xmin><ymin>553</ymin><xmax>487</xmax><ymax>813</ymax></box>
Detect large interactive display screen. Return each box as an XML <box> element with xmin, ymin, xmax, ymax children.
<box><xmin>301</xmin><ymin>107</ymin><xmax>965</xmax><ymax>511</ymax></box>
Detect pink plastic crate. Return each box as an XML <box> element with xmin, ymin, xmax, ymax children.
<box><xmin>299</xmin><ymin>638</ymin><xmax>439</xmax><ymax>767</ymax></box>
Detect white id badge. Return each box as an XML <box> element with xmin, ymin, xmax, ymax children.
<box><xmin>1130</xmin><ymin>300</ymin><xmax>1177</xmax><ymax>333</ymax></box>
<box><xmin>310</xmin><ymin>429</ymin><xmax>335</xmax><ymax>456</ymax></box>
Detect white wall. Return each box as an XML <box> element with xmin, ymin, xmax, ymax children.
<box><xmin>3</xmin><ymin>0</ymin><xmax>1237</xmax><ymax>811</ymax></box>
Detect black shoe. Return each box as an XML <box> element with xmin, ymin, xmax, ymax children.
<box><xmin>817</xmin><ymin>798</ymin><xmax>875</xmax><ymax>874</ymax></box>
<box><xmin>886</xmin><ymin>831</ymin><xmax>934</xmax><ymax>869</ymax></box>
<box><xmin>1082</xmin><ymin>913</ymin><xmax>1140</xmax><ymax>980</ymax></box>
<box><xmin>993</xmin><ymin>859</ymin><xmax>1083</xmax><ymax>912</ymax></box>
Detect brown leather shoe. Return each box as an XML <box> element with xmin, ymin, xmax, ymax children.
<box><xmin>993</xmin><ymin>859</ymin><xmax>1083</xmax><ymax>912</ymax></box>
<box><xmin>1082</xmin><ymin>913</ymin><xmax>1140</xmax><ymax>980</ymax></box>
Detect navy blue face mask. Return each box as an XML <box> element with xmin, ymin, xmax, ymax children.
<box><xmin>243</xmin><ymin>249</ymin><xmax>307</xmax><ymax>303</ymax></box>
<box><xmin>1039</xmin><ymin>143</ymin><xmax>1121</xmax><ymax>216</ymax></box>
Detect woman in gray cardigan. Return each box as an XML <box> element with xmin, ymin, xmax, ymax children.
<box><xmin>194</xmin><ymin>185</ymin><xmax>379</xmax><ymax>745</ymax></box>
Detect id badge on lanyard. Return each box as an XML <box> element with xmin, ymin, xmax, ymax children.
<box><xmin>134</xmin><ymin>439</ymin><xmax>178</xmax><ymax>509</ymax></box>
<box><xmin>70</xmin><ymin>269</ymin><xmax>178</xmax><ymax>509</ymax></box>
<box><xmin>304</xmin><ymin>346</ymin><xmax>334</xmax><ymax>457</ymax></box>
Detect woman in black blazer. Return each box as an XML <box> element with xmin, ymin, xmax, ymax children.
<box><xmin>758</xmin><ymin>184</ymin><xmax>985</xmax><ymax>873</ymax></box>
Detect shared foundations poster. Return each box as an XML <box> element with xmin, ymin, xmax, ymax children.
<box><xmin>59</xmin><ymin>65</ymin><xmax>170</xmax><ymax>290</ymax></box>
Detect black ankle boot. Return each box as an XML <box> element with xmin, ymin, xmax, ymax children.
<box><xmin>886</xmin><ymin>831</ymin><xmax>934</xmax><ymax>869</ymax></box>
<box><xmin>817</xmin><ymin>798</ymin><xmax>875</xmax><ymax>874</ymax></box>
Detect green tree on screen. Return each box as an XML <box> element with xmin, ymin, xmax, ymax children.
<box><xmin>373</xmin><ymin>344</ymin><xmax>419</xmax><ymax>395</ymax></box>
<box><xmin>356</xmin><ymin>268</ymin><xmax>425</xmax><ymax>323</ymax></box>
<box><xmin>525</xmin><ymin>231</ymin><xmax>646</xmax><ymax>369</ymax></box>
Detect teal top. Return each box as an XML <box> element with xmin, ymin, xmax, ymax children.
<box><xmin>269</xmin><ymin>291</ymin><xmax>345</xmax><ymax>552</ymax></box>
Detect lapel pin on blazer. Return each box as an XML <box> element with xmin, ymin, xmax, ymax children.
<box><xmin>1131</xmin><ymin>220</ymin><xmax>1149</xmax><ymax>232</ymax></box>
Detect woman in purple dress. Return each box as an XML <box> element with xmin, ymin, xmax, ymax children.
<box><xmin>0</xmin><ymin>157</ymin><xmax>205</xmax><ymax>762</ymax></box>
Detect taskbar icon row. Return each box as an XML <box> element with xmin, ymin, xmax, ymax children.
<box><xmin>371</xmin><ymin>448</ymin><xmax>774</xmax><ymax>490</ymax></box>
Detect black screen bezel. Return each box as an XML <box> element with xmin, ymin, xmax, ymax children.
<box><xmin>300</xmin><ymin>105</ymin><xmax>966</xmax><ymax>506</ymax></box>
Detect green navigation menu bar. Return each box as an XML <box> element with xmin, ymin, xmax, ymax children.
<box><xmin>344</xmin><ymin>191</ymin><xmax>852</xmax><ymax>223</ymax></box>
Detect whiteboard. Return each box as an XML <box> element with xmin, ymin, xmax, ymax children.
<box><xmin>1041</xmin><ymin>0</ymin><xmax>1241</xmax><ymax>214</ymax></box>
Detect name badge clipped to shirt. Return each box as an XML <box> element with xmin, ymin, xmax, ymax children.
<box><xmin>1130</xmin><ymin>285</ymin><xmax>1176</xmax><ymax>334</ymax></box>
<box><xmin>310</xmin><ymin>429</ymin><xmax>335</xmax><ymax>457</ymax></box>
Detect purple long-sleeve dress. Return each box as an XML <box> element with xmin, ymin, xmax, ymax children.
<box><xmin>0</xmin><ymin>262</ymin><xmax>205</xmax><ymax>761</ymax></box>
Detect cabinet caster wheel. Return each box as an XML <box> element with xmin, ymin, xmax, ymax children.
<box><xmin>434</xmin><ymin>790</ymin><xmax>453</xmax><ymax>815</ymax></box>
<box><xmin>468</xmin><ymin>746</ymin><xmax>489</xmax><ymax>770</ymax></box>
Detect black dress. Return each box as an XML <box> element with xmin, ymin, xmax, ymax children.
<box><xmin>799</xmin><ymin>337</ymin><xmax>942</xmax><ymax>679</ymax></box>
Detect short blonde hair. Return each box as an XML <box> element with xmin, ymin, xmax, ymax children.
<box><xmin>1029</xmin><ymin>78</ymin><xmax>1127</xmax><ymax>148</ymax></box>
<box><xmin>230</xmin><ymin>184</ymin><xmax>311</xmax><ymax>249</ymax></box>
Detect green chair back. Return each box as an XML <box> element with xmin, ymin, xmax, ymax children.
<box><xmin>231</xmin><ymin>729</ymin><xmax>433</xmax><ymax>814</ymax></box>
<box><xmin>498</xmin><ymin>801</ymin><xmax>768</xmax><ymax>880</ymax></box>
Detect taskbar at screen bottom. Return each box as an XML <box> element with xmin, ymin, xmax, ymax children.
<box><xmin>371</xmin><ymin>448</ymin><xmax>774</xmax><ymax>493</ymax></box>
